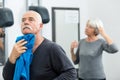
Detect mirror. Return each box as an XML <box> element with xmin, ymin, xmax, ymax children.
<box><xmin>0</xmin><ymin>0</ymin><xmax>4</xmax><ymax>7</ymax></box>
<box><xmin>27</xmin><ymin>0</ymin><xmax>39</xmax><ymax>6</ymax></box>
<box><xmin>52</xmin><ymin>7</ymin><xmax>80</xmax><ymax>67</ymax></box>
<box><xmin>0</xmin><ymin>0</ymin><xmax>5</xmax><ymax>65</ymax></box>
<box><xmin>26</xmin><ymin>0</ymin><xmax>40</xmax><ymax>10</ymax></box>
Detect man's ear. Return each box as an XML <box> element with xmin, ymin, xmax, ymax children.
<box><xmin>39</xmin><ymin>23</ymin><xmax>43</xmax><ymax>29</ymax></box>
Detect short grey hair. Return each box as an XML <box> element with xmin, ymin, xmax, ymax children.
<box><xmin>87</xmin><ymin>19</ymin><xmax>104</xmax><ymax>35</ymax></box>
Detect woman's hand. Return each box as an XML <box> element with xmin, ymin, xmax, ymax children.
<box><xmin>98</xmin><ymin>26</ymin><xmax>106</xmax><ymax>36</ymax></box>
<box><xmin>70</xmin><ymin>40</ymin><xmax>78</xmax><ymax>62</ymax></box>
<box><xmin>98</xmin><ymin>26</ymin><xmax>113</xmax><ymax>44</ymax></box>
<box><xmin>70</xmin><ymin>40</ymin><xmax>78</xmax><ymax>52</ymax></box>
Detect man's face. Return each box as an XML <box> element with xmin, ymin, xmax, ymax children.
<box><xmin>21</xmin><ymin>11</ymin><xmax>42</xmax><ymax>34</ymax></box>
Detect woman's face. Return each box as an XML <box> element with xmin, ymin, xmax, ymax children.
<box><xmin>85</xmin><ymin>23</ymin><xmax>95</xmax><ymax>36</ymax></box>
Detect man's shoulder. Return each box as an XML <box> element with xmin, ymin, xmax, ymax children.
<box><xmin>43</xmin><ymin>38</ymin><xmax>61</xmax><ymax>50</ymax></box>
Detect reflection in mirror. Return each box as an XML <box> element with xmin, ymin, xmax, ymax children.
<box><xmin>0</xmin><ymin>28</ymin><xmax>5</xmax><ymax>65</ymax></box>
<box><xmin>26</xmin><ymin>0</ymin><xmax>40</xmax><ymax>10</ymax></box>
<box><xmin>0</xmin><ymin>0</ymin><xmax>5</xmax><ymax>66</ymax></box>
<box><xmin>0</xmin><ymin>0</ymin><xmax>3</xmax><ymax>7</ymax></box>
<box><xmin>26</xmin><ymin>0</ymin><xmax>38</xmax><ymax>10</ymax></box>
<box><xmin>52</xmin><ymin>7</ymin><xmax>80</xmax><ymax>68</ymax></box>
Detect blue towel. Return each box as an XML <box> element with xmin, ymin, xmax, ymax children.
<box><xmin>13</xmin><ymin>34</ymin><xmax>35</xmax><ymax>80</ymax></box>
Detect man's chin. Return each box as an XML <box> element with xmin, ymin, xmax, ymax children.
<box><xmin>23</xmin><ymin>32</ymin><xmax>33</xmax><ymax>35</ymax></box>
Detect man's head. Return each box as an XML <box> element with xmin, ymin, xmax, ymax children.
<box><xmin>21</xmin><ymin>10</ymin><xmax>43</xmax><ymax>34</ymax></box>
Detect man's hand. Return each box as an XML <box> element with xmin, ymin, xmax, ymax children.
<box><xmin>9</xmin><ymin>39</ymin><xmax>27</xmax><ymax>64</ymax></box>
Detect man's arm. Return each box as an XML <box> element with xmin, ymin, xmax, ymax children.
<box><xmin>2</xmin><ymin>59</ymin><xmax>15</xmax><ymax>80</ymax></box>
<box><xmin>3</xmin><ymin>39</ymin><xmax>27</xmax><ymax>80</ymax></box>
<box><xmin>50</xmin><ymin>44</ymin><xmax>77</xmax><ymax>80</ymax></box>
<box><xmin>53</xmin><ymin>68</ymin><xmax>77</xmax><ymax>80</ymax></box>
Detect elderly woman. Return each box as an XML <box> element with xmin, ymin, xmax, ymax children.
<box><xmin>70</xmin><ymin>19</ymin><xmax>118</xmax><ymax>80</ymax></box>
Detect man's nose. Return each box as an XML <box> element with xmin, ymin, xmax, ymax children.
<box><xmin>23</xmin><ymin>19</ymin><xmax>29</xmax><ymax>25</ymax></box>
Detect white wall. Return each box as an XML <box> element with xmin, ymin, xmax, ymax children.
<box><xmin>4</xmin><ymin>0</ymin><xmax>26</xmax><ymax>57</ymax></box>
<box><xmin>3</xmin><ymin>0</ymin><xmax>120</xmax><ymax>80</ymax></box>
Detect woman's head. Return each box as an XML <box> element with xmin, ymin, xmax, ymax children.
<box><xmin>85</xmin><ymin>19</ymin><xmax>103</xmax><ymax>36</ymax></box>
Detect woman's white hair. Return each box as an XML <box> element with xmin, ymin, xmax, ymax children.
<box><xmin>87</xmin><ymin>18</ymin><xmax>104</xmax><ymax>28</ymax></box>
<box><xmin>87</xmin><ymin>18</ymin><xmax>104</xmax><ymax>35</ymax></box>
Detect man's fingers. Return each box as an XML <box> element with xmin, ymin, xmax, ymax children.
<box><xmin>16</xmin><ymin>39</ymin><xmax>27</xmax><ymax>46</ymax></box>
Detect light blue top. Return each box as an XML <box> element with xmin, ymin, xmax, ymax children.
<box><xmin>74</xmin><ymin>38</ymin><xmax>118</xmax><ymax>79</ymax></box>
